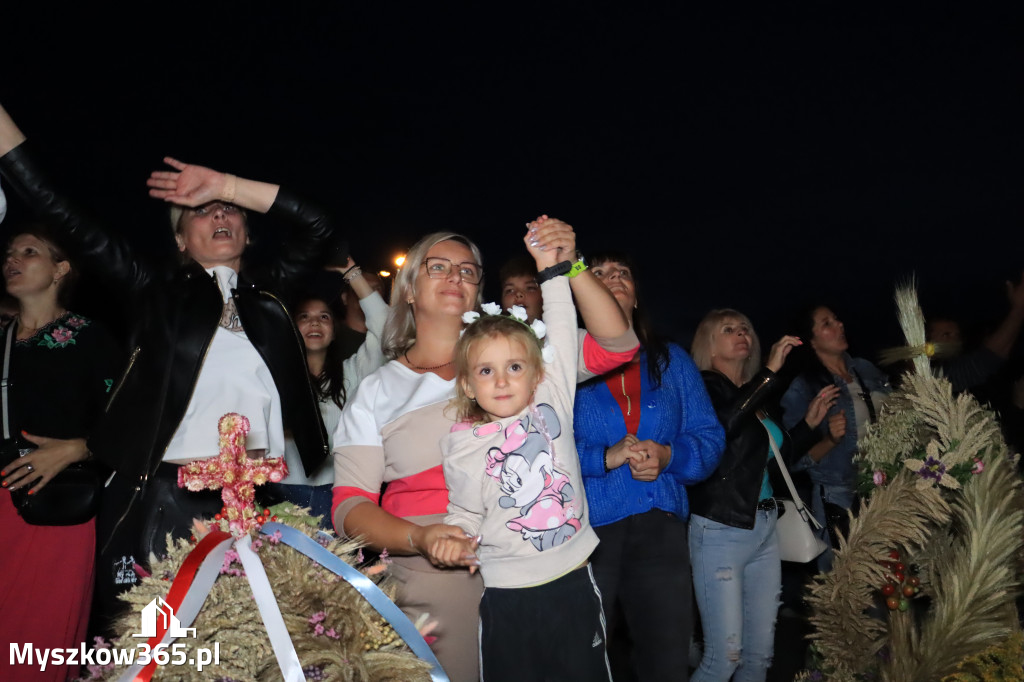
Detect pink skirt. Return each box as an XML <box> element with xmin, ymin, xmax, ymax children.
<box><xmin>0</xmin><ymin>489</ymin><xmax>96</xmax><ymax>682</ymax></box>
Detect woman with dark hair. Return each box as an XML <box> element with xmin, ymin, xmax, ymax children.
<box><xmin>573</xmin><ymin>250</ymin><xmax>725</xmax><ymax>681</ymax></box>
<box><xmin>269</xmin><ymin>260</ymin><xmax>387</xmax><ymax>527</ymax></box>
<box><xmin>0</xmin><ymin>102</ymin><xmax>334</xmax><ymax>632</ymax></box>
<box><xmin>0</xmin><ymin>223</ymin><xmax>121</xmax><ymax>681</ymax></box>
<box><xmin>688</xmin><ymin>309</ymin><xmax>838</xmax><ymax>682</ymax></box>
<box><xmin>780</xmin><ymin>305</ymin><xmax>890</xmax><ymax>571</ymax></box>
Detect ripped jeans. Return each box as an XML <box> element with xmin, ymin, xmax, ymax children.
<box><xmin>689</xmin><ymin>509</ymin><xmax>781</xmax><ymax>682</ymax></box>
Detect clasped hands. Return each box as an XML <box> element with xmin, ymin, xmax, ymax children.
<box><xmin>606</xmin><ymin>434</ymin><xmax>670</xmax><ymax>482</ymax></box>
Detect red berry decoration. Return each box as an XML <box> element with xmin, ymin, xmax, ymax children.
<box><xmin>271</xmin><ymin>515</ymin><xmax>278</xmax><ymax>521</ymax></box>
<box><xmin>214</xmin><ymin>513</ymin><xmax>223</xmax><ymax>521</ymax></box>
<box><xmin>889</xmin><ymin>550</ymin><xmax>900</xmax><ymax>560</ymax></box>
<box><xmin>886</xmin><ymin>596</ymin><xmax>900</xmax><ymax>610</ymax></box>
<box><xmin>264</xmin><ymin>508</ymin><xmax>271</xmax><ymax>516</ymax></box>
<box><xmin>881</xmin><ymin>584</ymin><xmax>896</xmax><ymax>596</ymax></box>
<box><xmin>908</xmin><ymin>576</ymin><xmax>920</xmax><ymax>587</ymax></box>
<box><xmin>893</xmin><ymin>571</ymin><xmax>906</xmax><ymax>583</ymax></box>
<box><xmin>902</xmin><ymin>585</ymin><xmax>916</xmax><ymax>598</ymax></box>
<box><xmin>894</xmin><ymin>562</ymin><xmax>906</xmax><ymax>573</ymax></box>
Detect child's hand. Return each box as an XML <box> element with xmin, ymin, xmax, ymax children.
<box><xmin>524</xmin><ymin>215</ymin><xmax>576</xmax><ymax>269</ymax></box>
<box><xmin>427</xmin><ymin>534</ymin><xmax>482</xmax><ymax>573</ymax></box>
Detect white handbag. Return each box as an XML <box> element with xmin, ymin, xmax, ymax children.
<box><xmin>763</xmin><ymin>424</ymin><xmax>828</xmax><ymax>563</ymax></box>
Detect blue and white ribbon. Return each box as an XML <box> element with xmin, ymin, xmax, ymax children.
<box><xmin>260</xmin><ymin>522</ymin><xmax>450</xmax><ymax>682</ymax></box>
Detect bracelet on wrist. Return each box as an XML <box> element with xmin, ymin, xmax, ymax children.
<box><xmin>536</xmin><ymin>260</ymin><xmax>573</xmax><ymax>284</ymax></box>
<box><xmin>222</xmin><ymin>173</ymin><xmax>237</xmax><ymax>203</ymax></box>
<box><xmin>342</xmin><ymin>264</ymin><xmax>363</xmax><ymax>283</ymax></box>
<box><xmin>567</xmin><ymin>260</ymin><xmax>588</xmax><ymax>278</ymax></box>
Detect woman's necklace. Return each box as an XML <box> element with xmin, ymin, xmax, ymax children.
<box><xmin>404</xmin><ymin>351</ymin><xmax>453</xmax><ymax>371</ymax></box>
<box><xmin>619</xmin><ymin>370</ymin><xmax>632</xmax><ymax>416</ymax></box>
<box><xmin>15</xmin><ymin>312</ymin><xmax>65</xmax><ymax>339</ymax></box>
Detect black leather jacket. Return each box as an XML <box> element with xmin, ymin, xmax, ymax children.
<box><xmin>0</xmin><ymin>143</ymin><xmax>331</xmax><ymax>509</ymax></box>
<box><xmin>688</xmin><ymin>368</ymin><xmax>814</xmax><ymax>529</ymax></box>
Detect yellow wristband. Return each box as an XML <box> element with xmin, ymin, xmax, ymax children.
<box><xmin>567</xmin><ymin>260</ymin><xmax>588</xmax><ymax>278</ymax></box>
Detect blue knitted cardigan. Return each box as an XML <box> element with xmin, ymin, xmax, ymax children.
<box><xmin>574</xmin><ymin>344</ymin><xmax>725</xmax><ymax>527</ymax></box>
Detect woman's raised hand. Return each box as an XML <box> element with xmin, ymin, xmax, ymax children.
<box><xmin>803</xmin><ymin>385</ymin><xmax>840</xmax><ymax>429</ymax></box>
<box><xmin>524</xmin><ymin>215</ymin><xmax>576</xmax><ymax>269</ymax></box>
<box><xmin>147</xmin><ymin>157</ymin><xmax>230</xmax><ymax>206</ymax></box>
<box><xmin>765</xmin><ymin>335</ymin><xmax>803</xmax><ymax>373</ymax></box>
<box><xmin>0</xmin><ymin>433</ymin><xmax>89</xmax><ymax>494</ymax></box>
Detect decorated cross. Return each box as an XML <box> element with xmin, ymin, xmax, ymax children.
<box><xmin>178</xmin><ymin>413</ymin><xmax>289</xmax><ymax>535</ymax></box>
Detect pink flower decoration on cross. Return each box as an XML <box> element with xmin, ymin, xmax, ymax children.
<box><xmin>178</xmin><ymin>413</ymin><xmax>288</xmax><ymax>535</ymax></box>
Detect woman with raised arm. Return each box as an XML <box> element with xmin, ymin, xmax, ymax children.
<box><xmin>332</xmin><ymin>218</ymin><xmax>637</xmax><ymax>681</ymax></box>
<box><xmin>780</xmin><ymin>305</ymin><xmax>890</xmax><ymax>571</ymax></box>
<box><xmin>267</xmin><ymin>259</ymin><xmax>388</xmax><ymax>527</ymax></box>
<box><xmin>0</xmin><ymin>102</ymin><xmax>334</xmax><ymax>632</ymax></box>
<box><xmin>573</xmin><ymin>251</ymin><xmax>725</xmax><ymax>682</ymax></box>
<box><xmin>689</xmin><ymin>309</ymin><xmax>838</xmax><ymax>682</ymax></box>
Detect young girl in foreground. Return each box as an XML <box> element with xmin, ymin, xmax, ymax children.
<box><xmin>434</xmin><ymin>249</ymin><xmax>613</xmax><ymax>681</ymax></box>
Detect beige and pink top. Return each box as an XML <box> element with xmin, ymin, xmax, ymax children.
<box><xmin>332</xmin><ymin>294</ymin><xmax>639</xmax><ymax>533</ymax></box>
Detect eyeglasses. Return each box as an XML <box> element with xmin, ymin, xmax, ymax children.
<box><xmin>421</xmin><ymin>257</ymin><xmax>483</xmax><ymax>285</ymax></box>
<box><xmin>188</xmin><ymin>202</ymin><xmax>243</xmax><ymax>216</ymax></box>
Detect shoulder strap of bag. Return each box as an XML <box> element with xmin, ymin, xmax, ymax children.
<box><xmin>850</xmin><ymin>366</ymin><xmax>877</xmax><ymax>423</ymax></box>
<box><xmin>760</xmin><ymin>418</ymin><xmax>822</xmax><ymax>530</ymax></box>
<box><xmin>2</xmin><ymin>321</ymin><xmax>14</xmax><ymax>441</ymax></box>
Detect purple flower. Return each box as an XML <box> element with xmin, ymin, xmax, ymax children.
<box><xmin>302</xmin><ymin>665</ymin><xmax>329</xmax><ymax>681</ymax></box>
<box><xmin>917</xmin><ymin>456</ymin><xmax>946</xmax><ymax>482</ymax></box>
<box><xmin>873</xmin><ymin>470</ymin><xmax>886</xmax><ymax>486</ymax></box>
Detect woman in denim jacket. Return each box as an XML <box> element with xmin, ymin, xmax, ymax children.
<box><xmin>781</xmin><ymin>305</ymin><xmax>891</xmax><ymax>571</ymax></box>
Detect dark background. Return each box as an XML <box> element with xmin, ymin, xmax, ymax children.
<box><xmin>1</xmin><ymin>5</ymin><xmax>1021</xmax><ymax>356</ymax></box>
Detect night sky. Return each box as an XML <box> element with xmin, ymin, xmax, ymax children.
<box><xmin>2</xmin><ymin>6</ymin><xmax>1022</xmax><ymax>356</ymax></box>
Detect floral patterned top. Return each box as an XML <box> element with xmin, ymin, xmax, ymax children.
<box><xmin>0</xmin><ymin>312</ymin><xmax>122</xmax><ymax>441</ymax></box>
<box><xmin>16</xmin><ymin>312</ymin><xmax>92</xmax><ymax>349</ymax></box>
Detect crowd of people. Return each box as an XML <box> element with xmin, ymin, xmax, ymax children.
<box><xmin>0</xmin><ymin>99</ymin><xmax>1022</xmax><ymax>682</ymax></box>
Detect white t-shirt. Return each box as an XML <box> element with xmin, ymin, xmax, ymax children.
<box><xmin>163</xmin><ymin>266</ymin><xmax>284</xmax><ymax>462</ymax></box>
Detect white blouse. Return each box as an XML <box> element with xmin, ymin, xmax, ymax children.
<box><xmin>163</xmin><ymin>266</ymin><xmax>284</xmax><ymax>462</ymax></box>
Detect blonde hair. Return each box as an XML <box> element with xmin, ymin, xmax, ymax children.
<box><xmin>382</xmin><ymin>232</ymin><xmax>484</xmax><ymax>360</ymax></box>
<box><xmin>452</xmin><ymin>315</ymin><xmax>545</xmax><ymax>422</ymax></box>
<box><xmin>168</xmin><ymin>203</ymin><xmax>249</xmax><ymax>264</ymax></box>
<box><xmin>692</xmin><ymin>308</ymin><xmax>762</xmax><ymax>384</ymax></box>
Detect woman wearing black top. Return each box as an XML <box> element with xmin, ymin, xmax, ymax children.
<box><xmin>689</xmin><ymin>308</ymin><xmax>839</xmax><ymax>682</ymax></box>
<box><xmin>0</xmin><ymin>102</ymin><xmax>334</xmax><ymax>632</ymax></box>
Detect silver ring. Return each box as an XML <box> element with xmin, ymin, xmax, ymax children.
<box><xmin>25</xmin><ymin>465</ymin><xmax>34</xmax><ymax>473</ymax></box>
